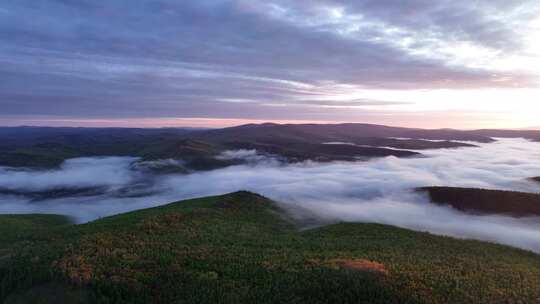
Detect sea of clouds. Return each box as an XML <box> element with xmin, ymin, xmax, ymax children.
<box><xmin>1</xmin><ymin>138</ymin><xmax>540</xmax><ymax>253</ymax></box>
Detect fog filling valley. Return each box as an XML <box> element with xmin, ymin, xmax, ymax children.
<box><xmin>1</xmin><ymin>138</ymin><xmax>540</xmax><ymax>253</ymax></box>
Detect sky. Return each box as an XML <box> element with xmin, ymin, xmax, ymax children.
<box><xmin>1</xmin><ymin>0</ymin><xmax>540</xmax><ymax>129</ymax></box>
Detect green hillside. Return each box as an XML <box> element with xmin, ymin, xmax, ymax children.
<box><xmin>1</xmin><ymin>192</ymin><xmax>539</xmax><ymax>303</ymax></box>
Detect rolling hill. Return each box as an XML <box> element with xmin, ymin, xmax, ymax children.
<box><xmin>1</xmin><ymin>192</ymin><xmax>540</xmax><ymax>303</ymax></box>
<box><xmin>472</xmin><ymin>129</ymin><xmax>540</xmax><ymax>142</ymax></box>
<box><xmin>194</xmin><ymin>123</ymin><xmax>495</xmax><ymax>143</ymax></box>
<box><xmin>0</xmin><ymin>123</ymin><xmax>494</xmax><ymax>170</ymax></box>
<box><xmin>418</xmin><ymin>186</ymin><xmax>540</xmax><ymax>217</ymax></box>
<box><xmin>2</xmin><ymin>123</ymin><xmax>540</xmax><ymax>170</ymax></box>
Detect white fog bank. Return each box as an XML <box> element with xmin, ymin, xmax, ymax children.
<box><xmin>1</xmin><ymin>138</ymin><xmax>540</xmax><ymax>253</ymax></box>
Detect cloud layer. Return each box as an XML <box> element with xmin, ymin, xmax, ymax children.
<box><xmin>1</xmin><ymin>1</ymin><xmax>539</xmax><ymax>126</ymax></box>
<box><xmin>1</xmin><ymin>138</ymin><xmax>540</xmax><ymax>253</ymax></box>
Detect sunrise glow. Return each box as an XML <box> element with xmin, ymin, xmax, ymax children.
<box><xmin>1</xmin><ymin>1</ymin><xmax>539</xmax><ymax>128</ymax></box>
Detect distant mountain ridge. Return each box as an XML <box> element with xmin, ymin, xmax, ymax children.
<box><xmin>1</xmin><ymin>123</ymin><xmax>539</xmax><ymax>169</ymax></box>
<box><xmin>194</xmin><ymin>123</ymin><xmax>496</xmax><ymax>143</ymax></box>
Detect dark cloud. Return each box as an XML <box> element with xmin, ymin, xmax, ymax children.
<box><xmin>0</xmin><ymin>0</ymin><xmax>538</xmax><ymax>121</ymax></box>
<box><xmin>282</xmin><ymin>0</ymin><xmax>535</xmax><ymax>50</ymax></box>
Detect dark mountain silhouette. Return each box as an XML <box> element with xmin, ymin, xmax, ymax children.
<box><xmin>418</xmin><ymin>186</ymin><xmax>540</xmax><ymax>217</ymax></box>
<box><xmin>471</xmin><ymin>129</ymin><xmax>540</xmax><ymax>142</ymax></box>
<box><xmin>530</xmin><ymin>177</ymin><xmax>540</xmax><ymax>183</ymax></box>
<box><xmin>193</xmin><ymin>123</ymin><xmax>494</xmax><ymax>143</ymax></box>
<box><xmin>3</xmin><ymin>123</ymin><xmax>540</xmax><ymax>170</ymax></box>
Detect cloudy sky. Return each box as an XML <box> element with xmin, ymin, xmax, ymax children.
<box><xmin>1</xmin><ymin>0</ymin><xmax>540</xmax><ymax>128</ymax></box>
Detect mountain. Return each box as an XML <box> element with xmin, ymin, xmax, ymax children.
<box><xmin>470</xmin><ymin>129</ymin><xmax>540</xmax><ymax>141</ymax></box>
<box><xmin>193</xmin><ymin>123</ymin><xmax>494</xmax><ymax>143</ymax></box>
<box><xmin>0</xmin><ymin>123</ymin><xmax>493</xmax><ymax>170</ymax></box>
<box><xmin>419</xmin><ymin>187</ymin><xmax>540</xmax><ymax>217</ymax></box>
<box><xmin>3</xmin><ymin>123</ymin><xmax>540</xmax><ymax>170</ymax></box>
<box><xmin>1</xmin><ymin>192</ymin><xmax>540</xmax><ymax>303</ymax></box>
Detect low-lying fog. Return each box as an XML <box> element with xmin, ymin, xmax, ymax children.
<box><xmin>1</xmin><ymin>138</ymin><xmax>540</xmax><ymax>253</ymax></box>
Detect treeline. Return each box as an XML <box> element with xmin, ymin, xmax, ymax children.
<box><xmin>418</xmin><ymin>186</ymin><xmax>540</xmax><ymax>217</ymax></box>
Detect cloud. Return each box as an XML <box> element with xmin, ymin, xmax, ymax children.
<box><xmin>1</xmin><ymin>138</ymin><xmax>540</xmax><ymax>253</ymax></box>
<box><xmin>132</xmin><ymin>159</ymin><xmax>185</xmax><ymax>171</ymax></box>
<box><xmin>0</xmin><ymin>157</ymin><xmax>138</xmax><ymax>191</ymax></box>
<box><xmin>216</xmin><ymin>149</ymin><xmax>282</xmax><ymax>165</ymax></box>
<box><xmin>1</xmin><ymin>0</ymin><xmax>539</xmax><ymax>124</ymax></box>
<box><xmin>216</xmin><ymin>149</ymin><xmax>260</xmax><ymax>160</ymax></box>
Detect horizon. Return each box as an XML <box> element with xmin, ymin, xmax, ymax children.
<box><xmin>1</xmin><ymin>122</ymin><xmax>540</xmax><ymax>131</ymax></box>
<box><xmin>1</xmin><ymin>120</ymin><xmax>539</xmax><ymax>131</ymax></box>
<box><xmin>2</xmin><ymin>1</ymin><xmax>540</xmax><ymax>129</ymax></box>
